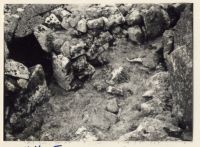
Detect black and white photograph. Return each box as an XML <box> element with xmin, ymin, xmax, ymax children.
<box><xmin>3</xmin><ymin>2</ymin><xmax>193</xmax><ymax>142</ymax></box>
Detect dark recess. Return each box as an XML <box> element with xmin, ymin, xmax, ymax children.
<box><xmin>6</xmin><ymin>33</ymin><xmax>53</xmax><ymax>83</ymax></box>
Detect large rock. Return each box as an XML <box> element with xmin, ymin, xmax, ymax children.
<box><xmin>166</xmin><ymin>5</ymin><xmax>193</xmax><ymax>136</ymax></box>
<box><xmin>52</xmin><ymin>54</ymin><xmax>74</xmax><ymax>91</ymax></box>
<box><xmin>142</xmin><ymin>6</ymin><xmax>170</xmax><ymax>39</ymax></box>
<box><xmin>167</xmin><ymin>45</ymin><xmax>192</xmax><ymax>132</ymax></box>
<box><xmin>5</xmin><ymin>59</ymin><xmax>30</xmax><ymax>79</ymax></box>
<box><xmin>46</xmin><ymin>31</ymin><xmax>72</xmax><ymax>54</ymax></box>
<box><xmin>15</xmin><ymin>4</ymin><xmax>60</xmax><ymax>37</ymax></box>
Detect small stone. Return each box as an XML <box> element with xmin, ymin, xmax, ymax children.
<box><xmin>142</xmin><ymin>89</ymin><xmax>154</xmax><ymax>101</ymax></box>
<box><xmin>61</xmin><ymin>17</ymin><xmax>70</xmax><ymax>29</ymax></box>
<box><xmin>98</xmin><ymin>31</ymin><xmax>114</xmax><ymax>45</ymax></box>
<box><xmin>52</xmin><ymin>54</ymin><xmax>74</xmax><ymax>91</ymax></box>
<box><xmin>140</xmin><ymin>103</ymin><xmax>152</xmax><ymax>114</ymax></box>
<box><xmin>4</xmin><ymin>42</ymin><xmax>9</xmax><ymax>59</ymax></box>
<box><xmin>106</xmin><ymin>66</ymin><xmax>129</xmax><ymax>85</ymax></box>
<box><xmin>126</xmin><ymin>9</ymin><xmax>142</xmax><ymax>26</ymax></box>
<box><xmin>70</xmin><ymin>40</ymin><xmax>86</xmax><ymax>59</ymax></box>
<box><xmin>86</xmin><ymin>6</ymin><xmax>102</xmax><ymax>19</ymax></box>
<box><xmin>51</xmin><ymin>7</ymin><xmax>71</xmax><ymax>19</ymax></box>
<box><xmin>106</xmin><ymin>86</ymin><xmax>124</xmax><ymax>96</ymax></box>
<box><xmin>86</xmin><ymin>44</ymin><xmax>105</xmax><ymax>61</ymax></box>
<box><xmin>5</xmin><ymin>59</ymin><xmax>30</xmax><ymax>79</ymax></box>
<box><xmin>128</xmin><ymin>26</ymin><xmax>144</xmax><ymax>44</ymax></box>
<box><xmin>68</xmin><ymin>14</ymin><xmax>81</xmax><ymax>28</ymax></box>
<box><xmin>163</xmin><ymin>30</ymin><xmax>174</xmax><ymax>59</ymax></box>
<box><xmin>106</xmin><ymin>98</ymin><xmax>119</xmax><ymax>113</ymax></box>
<box><xmin>5</xmin><ymin>79</ymin><xmax>16</xmax><ymax>93</ymax></box>
<box><xmin>76</xmin><ymin>18</ymin><xmax>87</xmax><ymax>33</ymax></box>
<box><xmin>33</xmin><ymin>24</ymin><xmax>52</xmax><ymax>52</ymax></box>
<box><xmin>142</xmin><ymin>53</ymin><xmax>159</xmax><ymax>70</ymax></box>
<box><xmin>17</xmin><ymin>79</ymin><xmax>28</xmax><ymax>89</ymax></box>
<box><xmin>126</xmin><ymin>57</ymin><xmax>143</xmax><ymax>63</ymax></box>
<box><xmin>45</xmin><ymin>14</ymin><xmax>61</xmax><ymax>29</ymax></box>
<box><xmin>4</xmin><ymin>14</ymin><xmax>19</xmax><ymax>42</ymax></box>
<box><xmin>60</xmin><ymin>40</ymin><xmax>70</xmax><ymax>57</ymax></box>
<box><xmin>87</xmin><ymin>17</ymin><xmax>104</xmax><ymax>29</ymax></box>
<box><xmin>107</xmin><ymin>13</ymin><xmax>125</xmax><ymax>27</ymax></box>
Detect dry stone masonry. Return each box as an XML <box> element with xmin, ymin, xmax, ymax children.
<box><xmin>4</xmin><ymin>3</ymin><xmax>192</xmax><ymax>141</ymax></box>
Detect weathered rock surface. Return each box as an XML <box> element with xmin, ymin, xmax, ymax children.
<box><xmin>166</xmin><ymin>5</ymin><xmax>193</xmax><ymax>138</ymax></box>
<box><xmin>33</xmin><ymin>24</ymin><xmax>53</xmax><ymax>52</ymax></box>
<box><xmin>128</xmin><ymin>26</ymin><xmax>144</xmax><ymax>44</ymax></box>
<box><xmin>15</xmin><ymin>5</ymin><xmax>60</xmax><ymax>38</ymax></box>
<box><xmin>87</xmin><ymin>17</ymin><xmax>104</xmax><ymax>29</ymax></box>
<box><xmin>5</xmin><ymin>59</ymin><xmax>30</xmax><ymax>79</ymax></box>
<box><xmin>126</xmin><ymin>9</ymin><xmax>142</xmax><ymax>26</ymax></box>
<box><xmin>142</xmin><ymin>6</ymin><xmax>170</xmax><ymax>39</ymax></box>
<box><xmin>52</xmin><ymin>54</ymin><xmax>73</xmax><ymax>91</ymax></box>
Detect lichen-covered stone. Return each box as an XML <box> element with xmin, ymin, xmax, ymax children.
<box><xmin>5</xmin><ymin>59</ymin><xmax>30</xmax><ymax>79</ymax></box>
<box><xmin>45</xmin><ymin>14</ymin><xmax>61</xmax><ymax>29</ymax></box>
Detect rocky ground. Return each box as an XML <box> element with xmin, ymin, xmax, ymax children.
<box><xmin>4</xmin><ymin>4</ymin><xmax>193</xmax><ymax>141</ymax></box>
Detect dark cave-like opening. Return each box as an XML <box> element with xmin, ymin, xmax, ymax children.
<box><xmin>7</xmin><ymin>33</ymin><xmax>53</xmax><ymax>83</ymax></box>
